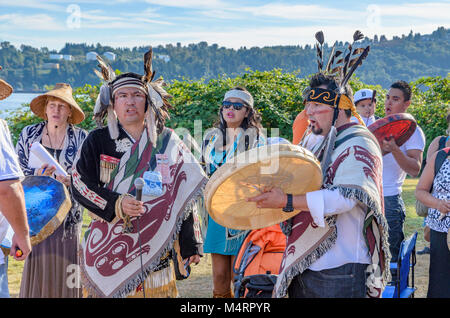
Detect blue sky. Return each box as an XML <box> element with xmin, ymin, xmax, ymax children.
<box><xmin>0</xmin><ymin>0</ymin><xmax>449</xmax><ymax>50</ymax></box>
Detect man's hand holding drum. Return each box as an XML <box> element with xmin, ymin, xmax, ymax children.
<box><xmin>247</xmin><ymin>187</ymin><xmax>309</xmax><ymax>211</ymax></box>
<box><xmin>381</xmin><ymin>136</ymin><xmax>400</xmax><ymax>154</ymax></box>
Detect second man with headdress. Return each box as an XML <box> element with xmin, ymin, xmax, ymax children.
<box><xmin>248</xmin><ymin>31</ymin><xmax>391</xmax><ymax>298</ymax></box>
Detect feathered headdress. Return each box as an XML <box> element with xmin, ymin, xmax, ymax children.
<box><xmin>304</xmin><ymin>30</ymin><xmax>371</xmax><ymax>173</ymax></box>
<box><xmin>308</xmin><ymin>30</ymin><xmax>370</xmax><ymax>120</ymax></box>
<box><xmin>315</xmin><ymin>30</ymin><xmax>369</xmax><ymax>85</ymax></box>
<box><xmin>93</xmin><ymin>47</ymin><xmax>172</xmax><ymax>145</ymax></box>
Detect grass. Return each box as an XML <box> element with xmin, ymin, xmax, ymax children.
<box><xmin>402</xmin><ymin>178</ymin><xmax>429</xmax><ymax>298</ymax></box>
<box><xmin>6</xmin><ymin>178</ymin><xmax>429</xmax><ymax>298</ymax></box>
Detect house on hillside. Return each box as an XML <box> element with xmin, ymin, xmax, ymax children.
<box><xmin>43</xmin><ymin>63</ymin><xmax>60</xmax><ymax>69</ymax></box>
<box><xmin>50</xmin><ymin>54</ymin><xmax>73</xmax><ymax>61</ymax></box>
<box><xmin>49</xmin><ymin>54</ymin><xmax>63</xmax><ymax>60</ymax></box>
<box><xmin>157</xmin><ymin>54</ymin><xmax>170</xmax><ymax>63</ymax></box>
<box><xmin>104</xmin><ymin>52</ymin><xmax>116</xmax><ymax>61</ymax></box>
<box><xmin>86</xmin><ymin>52</ymin><xmax>98</xmax><ymax>61</ymax></box>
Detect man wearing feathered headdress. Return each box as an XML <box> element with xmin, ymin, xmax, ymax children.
<box><xmin>71</xmin><ymin>48</ymin><xmax>207</xmax><ymax>298</ymax></box>
<box><xmin>248</xmin><ymin>31</ymin><xmax>391</xmax><ymax>298</ymax></box>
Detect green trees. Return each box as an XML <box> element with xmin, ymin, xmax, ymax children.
<box><xmin>5</xmin><ymin>70</ymin><xmax>448</xmax><ymax>153</ymax></box>
<box><xmin>408</xmin><ymin>75</ymin><xmax>450</xmax><ymax>157</ymax></box>
<box><xmin>0</xmin><ymin>27</ymin><xmax>448</xmax><ymax>91</ymax></box>
<box><xmin>167</xmin><ymin>69</ymin><xmax>308</xmax><ymax>139</ymax></box>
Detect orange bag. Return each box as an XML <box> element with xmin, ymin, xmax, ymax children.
<box><xmin>292</xmin><ymin>109</ymin><xmax>309</xmax><ymax>145</ymax></box>
<box><xmin>233</xmin><ymin>224</ymin><xmax>286</xmax><ymax>277</ymax></box>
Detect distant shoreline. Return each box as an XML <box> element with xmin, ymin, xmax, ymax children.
<box><xmin>13</xmin><ymin>90</ymin><xmax>45</xmax><ymax>94</ymax></box>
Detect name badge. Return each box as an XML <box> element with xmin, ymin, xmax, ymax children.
<box><xmin>156</xmin><ymin>154</ymin><xmax>170</xmax><ymax>184</ymax></box>
<box><xmin>142</xmin><ymin>170</ymin><xmax>163</xmax><ymax>197</ymax></box>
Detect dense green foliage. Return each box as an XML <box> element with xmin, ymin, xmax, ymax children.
<box><xmin>0</xmin><ymin>27</ymin><xmax>448</xmax><ymax>91</ymax></box>
<box><xmin>408</xmin><ymin>76</ymin><xmax>450</xmax><ymax>156</ymax></box>
<box><xmin>166</xmin><ymin>69</ymin><xmax>308</xmax><ymax>139</ymax></box>
<box><xmin>4</xmin><ymin>70</ymin><xmax>449</xmax><ymax>160</ymax></box>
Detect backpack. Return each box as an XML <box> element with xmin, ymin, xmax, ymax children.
<box><xmin>416</xmin><ymin>147</ymin><xmax>450</xmax><ymax>217</ymax></box>
<box><xmin>233</xmin><ymin>224</ymin><xmax>286</xmax><ymax>298</ymax></box>
<box><xmin>438</xmin><ymin>136</ymin><xmax>449</xmax><ymax>150</ymax></box>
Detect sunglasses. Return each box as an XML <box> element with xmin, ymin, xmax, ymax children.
<box><xmin>222</xmin><ymin>101</ymin><xmax>246</xmax><ymax>111</ymax></box>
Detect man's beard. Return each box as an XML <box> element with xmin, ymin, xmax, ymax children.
<box><xmin>311</xmin><ymin>126</ymin><xmax>323</xmax><ymax>135</ymax></box>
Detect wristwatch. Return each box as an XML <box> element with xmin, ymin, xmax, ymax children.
<box><xmin>282</xmin><ymin>193</ymin><xmax>294</xmax><ymax>212</ymax></box>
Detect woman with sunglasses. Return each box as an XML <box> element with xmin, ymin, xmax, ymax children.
<box><xmin>201</xmin><ymin>87</ymin><xmax>265</xmax><ymax>298</ymax></box>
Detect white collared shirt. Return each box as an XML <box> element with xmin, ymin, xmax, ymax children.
<box><xmin>305</xmin><ymin>189</ymin><xmax>371</xmax><ymax>271</ymax></box>
<box><xmin>351</xmin><ymin>115</ymin><xmax>377</xmax><ymax>127</ymax></box>
<box><xmin>299</xmin><ymin>127</ymin><xmax>371</xmax><ymax>271</ymax></box>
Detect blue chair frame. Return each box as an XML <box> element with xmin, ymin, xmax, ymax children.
<box><xmin>382</xmin><ymin>231</ymin><xmax>418</xmax><ymax>298</ymax></box>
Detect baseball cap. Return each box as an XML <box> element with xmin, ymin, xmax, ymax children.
<box><xmin>354</xmin><ymin>89</ymin><xmax>374</xmax><ymax>104</ymax></box>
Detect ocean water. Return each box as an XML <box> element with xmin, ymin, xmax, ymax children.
<box><xmin>0</xmin><ymin>93</ymin><xmax>39</xmax><ymax>119</ymax></box>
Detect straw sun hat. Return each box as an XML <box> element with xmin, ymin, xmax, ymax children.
<box><xmin>0</xmin><ymin>79</ymin><xmax>12</xmax><ymax>101</ymax></box>
<box><xmin>30</xmin><ymin>83</ymin><xmax>85</xmax><ymax>125</ymax></box>
<box><xmin>0</xmin><ymin>66</ymin><xmax>13</xmax><ymax>101</ymax></box>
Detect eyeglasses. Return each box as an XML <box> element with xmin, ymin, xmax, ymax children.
<box><xmin>222</xmin><ymin>101</ymin><xmax>246</xmax><ymax>111</ymax></box>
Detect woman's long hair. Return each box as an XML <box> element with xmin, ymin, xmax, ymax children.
<box><xmin>213</xmin><ymin>86</ymin><xmax>263</xmax><ymax>147</ymax></box>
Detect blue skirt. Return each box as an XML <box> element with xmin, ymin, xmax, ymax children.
<box><xmin>203</xmin><ymin>215</ymin><xmax>247</xmax><ymax>256</ymax></box>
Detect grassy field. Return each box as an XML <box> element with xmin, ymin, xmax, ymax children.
<box><xmin>6</xmin><ymin>178</ymin><xmax>429</xmax><ymax>298</ymax></box>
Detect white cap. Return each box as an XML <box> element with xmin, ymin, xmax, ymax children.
<box><xmin>354</xmin><ymin>89</ymin><xmax>374</xmax><ymax>104</ymax></box>
<box><xmin>223</xmin><ymin>89</ymin><xmax>254</xmax><ymax>108</ymax></box>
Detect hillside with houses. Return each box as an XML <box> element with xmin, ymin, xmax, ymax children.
<box><xmin>0</xmin><ymin>27</ymin><xmax>448</xmax><ymax>91</ymax></box>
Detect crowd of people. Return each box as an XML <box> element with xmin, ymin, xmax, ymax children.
<box><xmin>0</xmin><ymin>34</ymin><xmax>448</xmax><ymax>299</ymax></box>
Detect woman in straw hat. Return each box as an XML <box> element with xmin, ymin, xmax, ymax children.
<box><xmin>15</xmin><ymin>83</ymin><xmax>87</xmax><ymax>298</ymax></box>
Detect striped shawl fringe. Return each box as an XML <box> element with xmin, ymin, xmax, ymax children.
<box><xmin>274</xmin><ymin>216</ymin><xmax>337</xmax><ymax>298</ymax></box>
<box><xmin>80</xmin><ymin>179</ymin><xmax>207</xmax><ymax>298</ymax></box>
<box><xmin>329</xmin><ymin>185</ymin><xmax>391</xmax><ymax>294</ymax></box>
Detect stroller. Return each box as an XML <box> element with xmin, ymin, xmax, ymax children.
<box><xmin>233</xmin><ymin>224</ymin><xmax>286</xmax><ymax>298</ymax></box>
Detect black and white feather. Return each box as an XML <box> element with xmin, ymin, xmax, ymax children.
<box><xmin>315</xmin><ymin>31</ymin><xmax>325</xmax><ymax>72</ymax></box>
<box><xmin>94</xmin><ymin>84</ymin><xmax>113</xmax><ymax>127</ymax></box>
<box><xmin>93</xmin><ymin>55</ymin><xmax>117</xmax><ymax>128</ymax></box>
<box><xmin>313</xmin><ymin>30</ymin><xmax>371</xmax><ymax>91</ymax></box>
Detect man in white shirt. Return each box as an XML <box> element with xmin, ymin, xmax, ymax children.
<box><xmin>248</xmin><ymin>73</ymin><xmax>389</xmax><ymax>298</ymax></box>
<box><xmin>0</xmin><ymin>76</ymin><xmax>32</xmax><ymax>297</ymax></box>
<box><xmin>382</xmin><ymin>80</ymin><xmax>425</xmax><ymax>261</ymax></box>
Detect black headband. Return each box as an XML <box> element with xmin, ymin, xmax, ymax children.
<box><xmin>305</xmin><ymin>87</ymin><xmax>340</xmax><ymax>108</ymax></box>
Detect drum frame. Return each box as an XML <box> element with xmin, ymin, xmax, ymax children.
<box><xmin>204</xmin><ymin>144</ymin><xmax>322</xmax><ymax>230</ymax></box>
<box><xmin>368</xmin><ymin>113</ymin><xmax>417</xmax><ymax>155</ymax></box>
<box><xmin>22</xmin><ymin>176</ymin><xmax>72</xmax><ymax>246</ymax></box>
